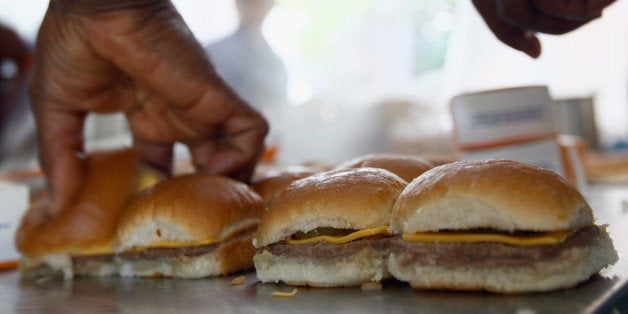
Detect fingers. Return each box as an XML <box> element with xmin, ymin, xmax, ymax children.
<box><xmin>530</xmin><ymin>0</ymin><xmax>616</xmax><ymax>21</ymax></box>
<box><xmin>188</xmin><ymin>107</ymin><xmax>269</xmax><ymax>183</ymax></box>
<box><xmin>76</xmin><ymin>1</ymin><xmax>216</xmax><ymax>112</ymax></box>
<box><xmin>29</xmin><ymin>97</ymin><xmax>86</xmax><ymax>216</ymax></box>
<box><xmin>496</xmin><ymin>0</ymin><xmax>596</xmax><ymax>35</ymax></box>
<box><xmin>473</xmin><ymin>0</ymin><xmax>614</xmax><ymax>58</ymax></box>
<box><xmin>133</xmin><ymin>137</ymin><xmax>173</xmax><ymax>175</ymax></box>
<box><xmin>472</xmin><ymin>0</ymin><xmax>542</xmax><ymax>58</ymax></box>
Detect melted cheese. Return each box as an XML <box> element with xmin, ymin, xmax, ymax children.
<box><xmin>79</xmin><ymin>243</ymin><xmax>113</xmax><ymax>256</ymax></box>
<box><xmin>402</xmin><ymin>230</ymin><xmax>574</xmax><ymax>246</ymax></box>
<box><xmin>129</xmin><ymin>238</ymin><xmax>218</xmax><ymax>252</ymax></box>
<box><xmin>286</xmin><ymin>226</ymin><xmax>389</xmax><ymax>245</ymax></box>
<box><xmin>271</xmin><ymin>288</ymin><xmax>298</xmax><ymax>297</ymax></box>
<box><xmin>78</xmin><ymin>238</ymin><xmax>219</xmax><ymax>255</ymax></box>
<box><xmin>136</xmin><ymin>169</ymin><xmax>162</xmax><ymax>192</ymax></box>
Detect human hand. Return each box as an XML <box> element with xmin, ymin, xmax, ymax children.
<box><xmin>472</xmin><ymin>0</ymin><xmax>616</xmax><ymax>58</ymax></box>
<box><xmin>29</xmin><ymin>0</ymin><xmax>268</xmax><ymax>215</ymax></box>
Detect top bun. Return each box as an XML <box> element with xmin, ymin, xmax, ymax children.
<box><xmin>114</xmin><ymin>173</ymin><xmax>264</xmax><ymax>252</ymax></box>
<box><xmin>391</xmin><ymin>159</ymin><xmax>593</xmax><ymax>234</ymax></box>
<box><xmin>255</xmin><ymin>167</ymin><xmax>407</xmax><ymax>247</ymax></box>
<box><xmin>16</xmin><ymin>149</ymin><xmax>162</xmax><ymax>258</ymax></box>
<box><xmin>251</xmin><ymin>165</ymin><xmax>320</xmax><ymax>207</ymax></box>
<box><xmin>335</xmin><ymin>153</ymin><xmax>434</xmax><ymax>183</ymax></box>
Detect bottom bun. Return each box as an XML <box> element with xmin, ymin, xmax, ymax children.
<box><xmin>254</xmin><ymin>247</ymin><xmax>388</xmax><ymax>287</ymax></box>
<box><xmin>388</xmin><ymin>228</ymin><xmax>618</xmax><ymax>294</ymax></box>
<box><xmin>74</xmin><ymin>258</ymin><xmax>118</xmax><ymax>278</ymax></box>
<box><xmin>19</xmin><ymin>254</ymin><xmax>74</xmax><ymax>280</ymax></box>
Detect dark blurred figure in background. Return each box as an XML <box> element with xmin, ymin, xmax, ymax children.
<box><xmin>206</xmin><ymin>0</ymin><xmax>288</xmax><ymax>162</ymax></box>
<box><xmin>473</xmin><ymin>0</ymin><xmax>617</xmax><ymax>58</ymax></box>
<box><xmin>0</xmin><ymin>23</ymin><xmax>37</xmax><ymax>172</ymax></box>
<box><xmin>205</xmin><ymin>0</ymin><xmax>288</xmax><ymax>114</ymax></box>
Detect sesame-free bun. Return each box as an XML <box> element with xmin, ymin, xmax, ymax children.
<box><xmin>335</xmin><ymin>153</ymin><xmax>434</xmax><ymax>183</ymax></box>
<box><xmin>253</xmin><ymin>167</ymin><xmax>405</xmax><ymax>287</ymax></box>
<box><xmin>114</xmin><ymin>173</ymin><xmax>264</xmax><ymax>252</ymax></box>
<box><xmin>391</xmin><ymin>159</ymin><xmax>593</xmax><ymax>234</ymax></box>
<box><xmin>254</xmin><ymin>167</ymin><xmax>407</xmax><ymax>247</ymax></box>
<box><xmin>16</xmin><ymin>149</ymin><xmax>162</xmax><ymax>279</ymax></box>
<box><xmin>251</xmin><ymin>165</ymin><xmax>319</xmax><ymax>207</ymax></box>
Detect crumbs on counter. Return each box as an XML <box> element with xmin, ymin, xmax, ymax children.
<box><xmin>230</xmin><ymin>276</ymin><xmax>246</xmax><ymax>286</ymax></box>
<box><xmin>271</xmin><ymin>288</ymin><xmax>298</xmax><ymax>297</ymax></box>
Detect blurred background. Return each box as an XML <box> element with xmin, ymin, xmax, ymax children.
<box><xmin>1</xmin><ymin>0</ymin><xmax>627</xmax><ymax>172</ymax></box>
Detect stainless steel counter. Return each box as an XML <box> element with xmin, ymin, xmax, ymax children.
<box><xmin>0</xmin><ymin>184</ymin><xmax>626</xmax><ymax>313</ymax></box>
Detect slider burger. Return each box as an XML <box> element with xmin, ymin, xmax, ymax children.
<box><xmin>112</xmin><ymin>173</ymin><xmax>264</xmax><ymax>278</ymax></box>
<box><xmin>388</xmin><ymin>159</ymin><xmax>618</xmax><ymax>293</ymax></box>
<box><xmin>16</xmin><ymin>149</ymin><xmax>162</xmax><ymax>279</ymax></box>
<box><xmin>253</xmin><ymin>167</ymin><xmax>407</xmax><ymax>287</ymax></box>
<box><xmin>334</xmin><ymin>153</ymin><xmax>434</xmax><ymax>183</ymax></box>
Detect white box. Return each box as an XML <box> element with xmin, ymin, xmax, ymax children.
<box><xmin>449</xmin><ymin>86</ymin><xmax>576</xmax><ymax>187</ymax></box>
<box><xmin>0</xmin><ymin>181</ymin><xmax>29</xmax><ymax>267</ymax></box>
<box><xmin>451</xmin><ymin>86</ymin><xmax>555</xmax><ymax>150</ymax></box>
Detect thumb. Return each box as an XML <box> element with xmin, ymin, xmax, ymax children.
<box><xmin>30</xmin><ymin>100</ymin><xmax>87</xmax><ymax>216</ymax></box>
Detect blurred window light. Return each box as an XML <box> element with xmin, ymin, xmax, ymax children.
<box><xmin>433</xmin><ymin>11</ymin><xmax>454</xmax><ymax>33</ymax></box>
<box><xmin>267</xmin><ymin>0</ymin><xmax>459</xmax><ymax>101</ymax></box>
<box><xmin>319</xmin><ymin>101</ymin><xmax>339</xmax><ymax>122</ymax></box>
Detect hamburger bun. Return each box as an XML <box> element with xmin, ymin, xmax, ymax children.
<box><xmin>251</xmin><ymin>165</ymin><xmax>319</xmax><ymax>208</ymax></box>
<box><xmin>391</xmin><ymin>159</ymin><xmax>592</xmax><ymax>233</ymax></box>
<box><xmin>423</xmin><ymin>155</ymin><xmax>459</xmax><ymax>167</ymax></box>
<box><xmin>113</xmin><ymin>173</ymin><xmax>264</xmax><ymax>278</ymax></box>
<box><xmin>253</xmin><ymin>167</ymin><xmax>407</xmax><ymax>287</ymax></box>
<box><xmin>334</xmin><ymin>153</ymin><xmax>434</xmax><ymax>183</ymax></box>
<box><xmin>388</xmin><ymin>159</ymin><xmax>618</xmax><ymax>293</ymax></box>
<box><xmin>16</xmin><ymin>149</ymin><xmax>162</xmax><ymax>279</ymax></box>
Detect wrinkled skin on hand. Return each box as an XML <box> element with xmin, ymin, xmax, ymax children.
<box><xmin>29</xmin><ymin>0</ymin><xmax>268</xmax><ymax>215</ymax></box>
<box><xmin>472</xmin><ymin>0</ymin><xmax>616</xmax><ymax>58</ymax></box>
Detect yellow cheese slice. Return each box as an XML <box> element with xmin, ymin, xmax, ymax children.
<box><xmin>136</xmin><ymin>168</ymin><xmax>162</xmax><ymax>192</ymax></box>
<box><xmin>79</xmin><ymin>243</ymin><xmax>113</xmax><ymax>256</ymax></box>
<box><xmin>130</xmin><ymin>238</ymin><xmax>218</xmax><ymax>252</ymax></box>
<box><xmin>79</xmin><ymin>238</ymin><xmax>219</xmax><ymax>255</ymax></box>
<box><xmin>286</xmin><ymin>226</ymin><xmax>389</xmax><ymax>245</ymax></box>
<box><xmin>402</xmin><ymin>230</ymin><xmax>574</xmax><ymax>246</ymax></box>
<box><xmin>271</xmin><ymin>288</ymin><xmax>298</xmax><ymax>297</ymax></box>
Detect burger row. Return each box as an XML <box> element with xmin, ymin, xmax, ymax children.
<box><xmin>15</xmin><ymin>150</ymin><xmax>618</xmax><ymax>294</ymax></box>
